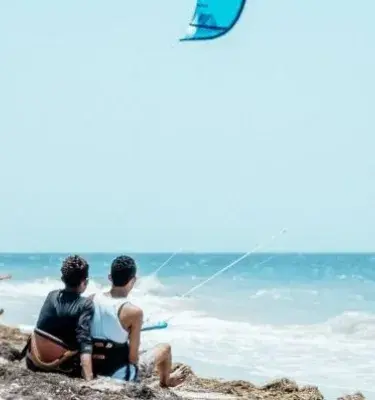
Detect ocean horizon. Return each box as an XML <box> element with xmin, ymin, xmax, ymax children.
<box><xmin>1</xmin><ymin>252</ymin><xmax>375</xmax><ymax>399</ymax></box>
<box><xmin>1</xmin><ymin>251</ymin><xmax>375</xmax><ymax>254</ymax></box>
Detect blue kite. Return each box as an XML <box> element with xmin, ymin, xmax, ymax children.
<box><xmin>180</xmin><ymin>0</ymin><xmax>247</xmax><ymax>42</ymax></box>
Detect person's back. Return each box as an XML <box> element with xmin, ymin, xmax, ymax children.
<box><xmin>90</xmin><ymin>292</ymin><xmax>130</xmax><ymax>344</ymax></box>
<box><xmin>90</xmin><ymin>255</ymin><xmax>188</xmax><ymax>386</ymax></box>
<box><xmin>90</xmin><ymin>291</ymin><xmax>139</xmax><ymax>381</ymax></box>
<box><xmin>36</xmin><ymin>288</ymin><xmax>93</xmax><ymax>351</ymax></box>
<box><xmin>25</xmin><ymin>255</ymin><xmax>94</xmax><ymax>381</ymax></box>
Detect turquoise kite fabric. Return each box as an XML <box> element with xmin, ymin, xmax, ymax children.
<box><xmin>180</xmin><ymin>0</ymin><xmax>247</xmax><ymax>41</ymax></box>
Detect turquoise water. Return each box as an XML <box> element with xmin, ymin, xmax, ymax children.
<box><xmin>1</xmin><ymin>252</ymin><xmax>375</xmax><ymax>399</ymax></box>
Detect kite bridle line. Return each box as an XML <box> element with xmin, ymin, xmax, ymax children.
<box><xmin>140</xmin><ymin>249</ymin><xmax>182</xmax><ymax>327</ymax></box>
<box><xmin>164</xmin><ymin>228</ymin><xmax>287</xmax><ymax>323</ymax></box>
<box><xmin>151</xmin><ymin>249</ymin><xmax>183</xmax><ymax>276</ymax></box>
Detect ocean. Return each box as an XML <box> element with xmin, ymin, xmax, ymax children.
<box><xmin>1</xmin><ymin>252</ymin><xmax>375</xmax><ymax>399</ymax></box>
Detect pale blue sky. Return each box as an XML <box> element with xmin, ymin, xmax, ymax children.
<box><xmin>0</xmin><ymin>0</ymin><xmax>374</xmax><ymax>252</ymax></box>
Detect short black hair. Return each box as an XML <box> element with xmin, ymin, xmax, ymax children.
<box><xmin>61</xmin><ymin>255</ymin><xmax>89</xmax><ymax>288</ymax></box>
<box><xmin>111</xmin><ymin>255</ymin><xmax>137</xmax><ymax>287</ymax></box>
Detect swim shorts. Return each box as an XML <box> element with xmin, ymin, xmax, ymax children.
<box><xmin>111</xmin><ymin>347</ymin><xmax>157</xmax><ymax>382</ymax></box>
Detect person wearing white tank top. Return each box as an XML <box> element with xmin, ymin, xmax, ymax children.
<box><xmin>90</xmin><ymin>255</ymin><xmax>189</xmax><ymax>386</ymax></box>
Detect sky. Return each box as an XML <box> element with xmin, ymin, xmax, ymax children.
<box><xmin>0</xmin><ymin>0</ymin><xmax>374</xmax><ymax>252</ymax></box>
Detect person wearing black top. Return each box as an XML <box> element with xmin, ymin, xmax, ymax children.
<box><xmin>26</xmin><ymin>255</ymin><xmax>94</xmax><ymax>381</ymax></box>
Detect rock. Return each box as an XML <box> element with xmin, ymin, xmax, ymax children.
<box><xmin>0</xmin><ymin>342</ymin><xmax>22</xmax><ymax>362</ymax></box>
<box><xmin>337</xmin><ymin>394</ymin><xmax>366</xmax><ymax>400</ymax></box>
<box><xmin>261</xmin><ymin>378</ymin><xmax>299</xmax><ymax>392</ymax></box>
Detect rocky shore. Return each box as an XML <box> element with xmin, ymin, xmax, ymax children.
<box><xmin>0</xmin><ymin>325</ymin><xmax>365</xmax><ymax>400</ymax></box>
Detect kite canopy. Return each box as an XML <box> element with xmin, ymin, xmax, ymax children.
<box><xmin>180</xmin><ymin>0</ymin><xmax>247</xmax><ymax>42</ymax></box>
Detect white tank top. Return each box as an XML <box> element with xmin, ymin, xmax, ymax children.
<box><xmin>90</xmin><ymin>292</ymin><xmax>130</xmax><ymax>343</ymax></box>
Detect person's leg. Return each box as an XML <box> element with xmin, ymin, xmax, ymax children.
<box><xmin>152</xmin><ymin>343</ymin><xmax>171</xmax><ymax>386</ymax></box>
<box><xmin>139</xmin><ymin>343</ymin><xmax>188</xmax><ymax>387</ymax></box>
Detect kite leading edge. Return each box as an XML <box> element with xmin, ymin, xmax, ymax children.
<box><xmin>180</xmin><ymin>0</ymin><xmax>247</xmax><ymax>42</ymax></box>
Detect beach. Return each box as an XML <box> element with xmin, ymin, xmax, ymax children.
<box><xmin>0</xmin><ymin>252</ymin><xmax>374</xmax><ymax>399</ymax></box>
<box><xmin>0</xmin><ymin>324</ymin><xmax>365</xmax><ymax>400</ymax></box>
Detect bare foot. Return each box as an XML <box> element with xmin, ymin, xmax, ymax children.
<box><xmin>164</xmin><ymin>366</ymin><xmax>190</xmax><ymax>388</ymax></box>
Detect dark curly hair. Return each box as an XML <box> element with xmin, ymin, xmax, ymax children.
<box><xmin>110</xmin><ymin>255</ymin><xmax>137</xmax><ymax>287</ymax></box>
<box><xmin>61</xmin><ymin>255</ymin><xmax>89</xmax><ymax>288</ymax></box>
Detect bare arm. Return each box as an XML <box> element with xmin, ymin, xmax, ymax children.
<box><xmin>80</xmin><ymin>353</ymin><xmax>94</xmax><ymax>381</ymax></box>
<box><xmin>120</xmin><ymin>306</ymin><xmax>143</xmax><ymax>365</ymax></box>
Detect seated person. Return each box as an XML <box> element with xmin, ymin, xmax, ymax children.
<box><xmin>24</xmin><ymin>255</ymin><xmax>94</xmax><ymax>381</ymax></box>
<box><xmin>90</xmin><ymin>255</ymin><xmax>188</xmax><ymax>386</ymax></box>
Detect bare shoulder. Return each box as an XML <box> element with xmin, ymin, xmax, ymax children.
<box><xmin>119</xmin><ymin>303</ymin><xmax>143</xmax><ymax>330</ymax></box>
<box><xmin>120</xmin><ymin>303</ymin><xmax>143</xmax><ymax>323</ymax></box>
<box><xmin>124</xmin><ymin>304</ymin><xmax>143</xmax><ymax>318</ymax></box>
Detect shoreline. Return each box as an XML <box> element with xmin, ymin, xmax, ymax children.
<box><xmin>0</xmin><ymin>324</ymin><xmax>365</xmax><ymax>400</ymax></box>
